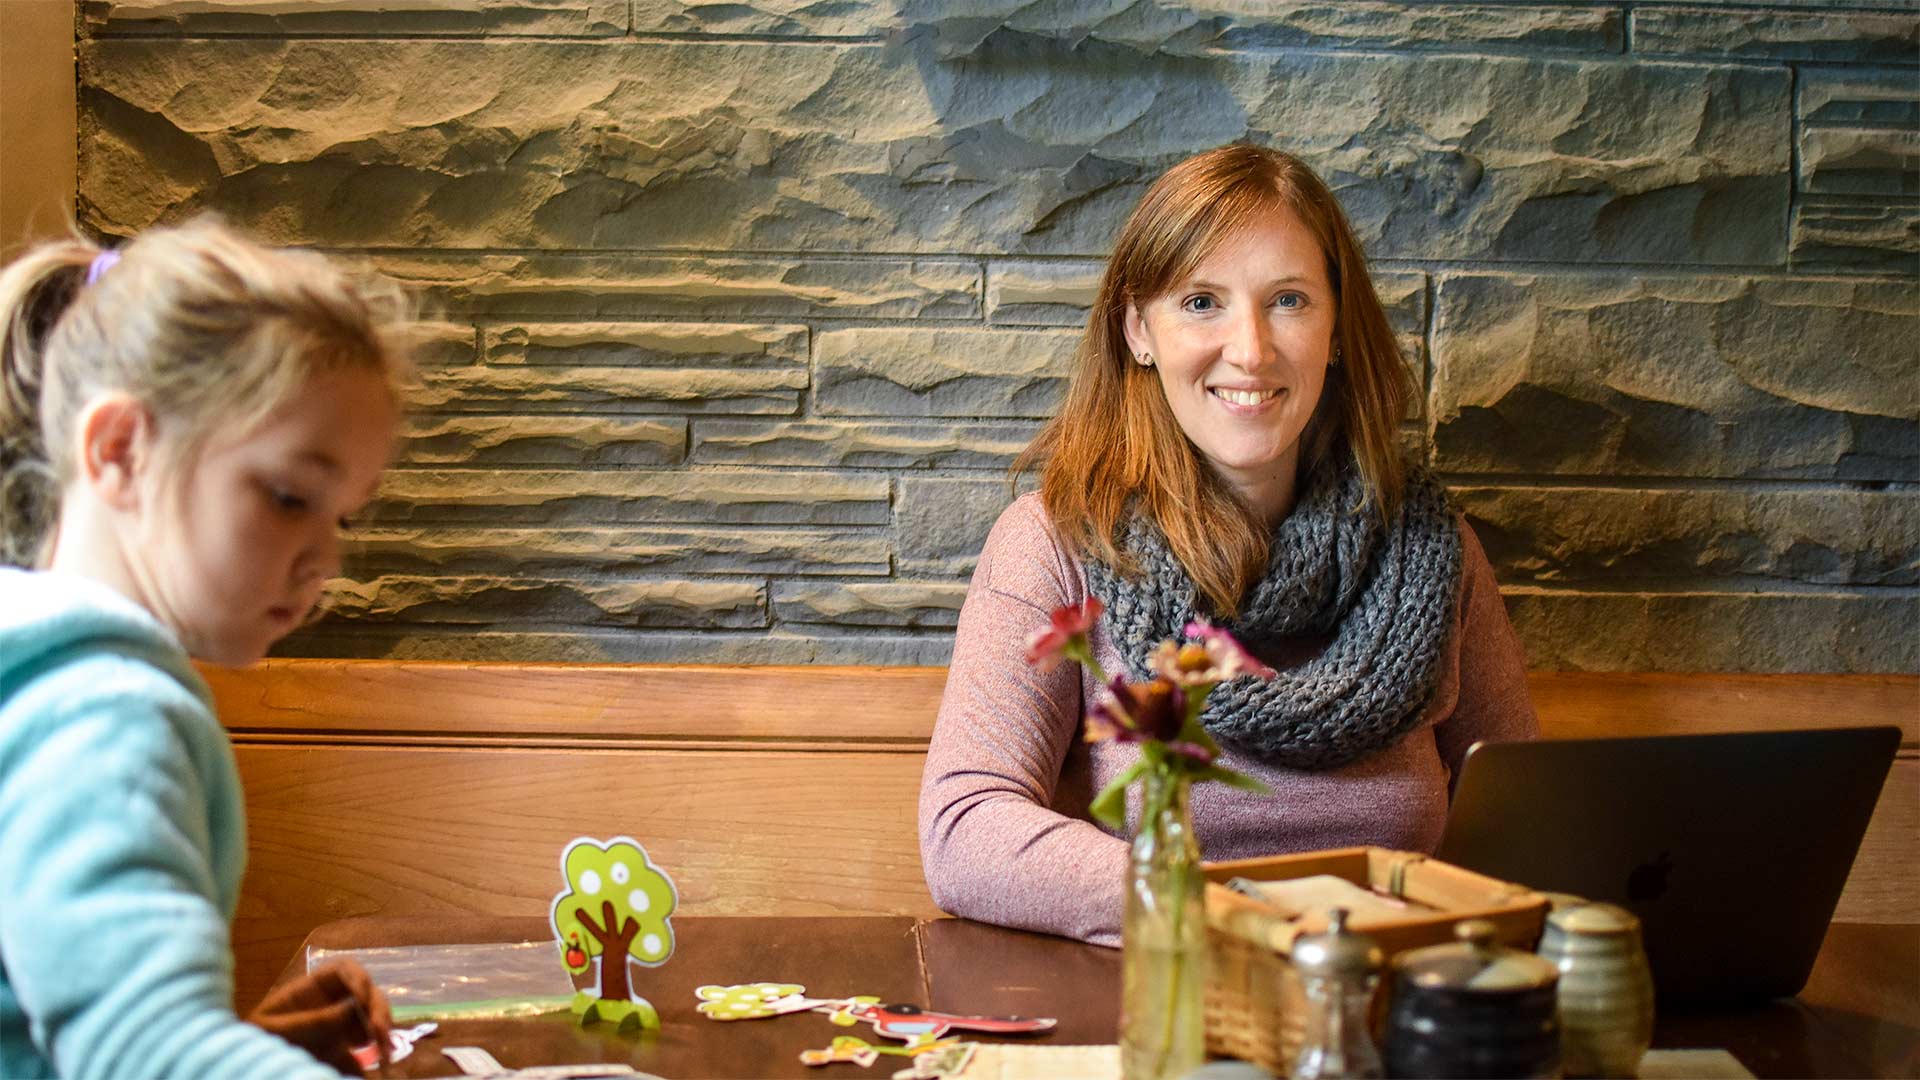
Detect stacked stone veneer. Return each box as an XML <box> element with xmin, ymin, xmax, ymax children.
<box><xmin>76</xmin><ymin>0</ymin><xmax>1918</xmax><ymax>670</ymax></box>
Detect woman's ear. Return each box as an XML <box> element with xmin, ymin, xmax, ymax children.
<box><xmin>1122</xmin><ymin>298</ymin><xmax>1153</xmax><ymax>362</ymax></box>
<box><xmin>74</xmin><ymin>394</ymin><xmax>156</xmax><ymax>512</ymax></box>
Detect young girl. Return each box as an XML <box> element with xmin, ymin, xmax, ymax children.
<box><xmin>0</xmin><ymin>220</ymin><xmax>410</xmax><ymax>1077</ymax></box>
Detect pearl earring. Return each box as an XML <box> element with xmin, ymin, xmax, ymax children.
<box><xmin>1136</xmin><ymin>352</ymin><xmax>1154</xmax><ymax>368</ymax></box>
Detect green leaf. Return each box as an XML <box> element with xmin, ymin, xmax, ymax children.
<box><xmin>1089</xmin><ymin>760</ymin><xmax>1147</xmax><ymax>829</ymax></box>
<box><xmin>1186</xmin><ymin>684</ymin><xmax>1213</xmax><ymax>716</ymax></box>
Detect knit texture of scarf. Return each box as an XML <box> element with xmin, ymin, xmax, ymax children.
<box><xmin>1084</xmin><ymin>457</ymin><xmax>1463</xmax><ymax>771</ymax></box>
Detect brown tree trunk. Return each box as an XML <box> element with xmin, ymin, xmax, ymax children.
<box><xmin>574</xmin><ymin>900</ymin><xmax>640</xmax><ymax>1001</ymax></box>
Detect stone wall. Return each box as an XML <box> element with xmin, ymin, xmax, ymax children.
<box><xmin>75</xmin><ymin>0</ymin><xmax>1918</xmax><ymax>670</ymax></box>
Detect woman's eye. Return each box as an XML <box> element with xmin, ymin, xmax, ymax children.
<box><xmin>268</xmin><ymin>488</ymin><xmax>308</xmax><ymax>514</ymax></box>
<box><xmin>1182</xmin><ymin>294</ymin><xmax>1217</xmax><ymax>314</ymax></box>
<box><xmin>1274</xmin><ymin>293</ymin><xmax>1304</xmax><ymax>309</ymax></box>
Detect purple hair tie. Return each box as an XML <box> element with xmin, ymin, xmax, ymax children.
<box><xmin>85</xmin><ymin>250</ymin><xmax>121</xmax><ymax>285</ymax></box>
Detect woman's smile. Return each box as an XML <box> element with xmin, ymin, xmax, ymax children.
<box><xmin>1210</xmin><ymin>385</ymin><xmax>1286</xmax><ymax>410</ymax></box>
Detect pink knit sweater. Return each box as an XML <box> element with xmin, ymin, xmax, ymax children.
<box><xmin>918</xmin><ymin>493</ymin><xmax>1537</xmax><ymax>946</ymax></box>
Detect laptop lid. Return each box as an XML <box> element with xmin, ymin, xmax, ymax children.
<box><xmin>1435</xmin><ymin>726</ymin><xmax>1900</xmax><ymax>1005</ymax></box>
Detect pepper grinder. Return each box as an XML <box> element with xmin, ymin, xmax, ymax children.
<box><xmin>1288</xmin><ymin>907</ymin><xmax>1385</xmax><ymax>1080</ymax></box>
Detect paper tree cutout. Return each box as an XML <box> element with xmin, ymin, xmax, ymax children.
<box><xmin>549</xmin><ymin>835</ymin><xmax>678</xmax><ymax>1031</ymax></box>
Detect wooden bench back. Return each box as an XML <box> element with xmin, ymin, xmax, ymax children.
<box><xmin>208</xmin><ymin>662</ymin><xmax>1918</xmax><ymax>1011</ymax></box>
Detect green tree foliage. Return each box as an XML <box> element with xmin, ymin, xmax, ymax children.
<box><xmin>549</xmin><ymin>836</ymin><xmax>678</xmax><ymax>1029</ymax></box>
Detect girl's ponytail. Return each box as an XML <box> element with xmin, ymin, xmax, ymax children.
<box><xmin>0</xmin><ymin>241</ymin><xmax>95</xmax><ymax>568</ymax></box>
<box><xmin>1</xmin><ymin>218</ymin><xmax>415</xmax><ymax>571</ymax></box>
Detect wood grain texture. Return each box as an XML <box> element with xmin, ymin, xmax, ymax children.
<box><xmin>1528</xmin><ymin>672</ymin><xmax>1919</xmax><ymax>745</ymax></box>
<box><xmin>206</xmin><ymin>662</ymin><xmax>1918</xmax><ymax>747</ymax></box>
<box><xmin>212</xmin><ymin>661</ymin><xmax>1918</xmax><ymax>1010</ymax></box>
<box><xmin>277</xmin><ymin>917</ymin><xmax>932</xmax><ymax>1080</ymax></box>
<box><xmin>234</xmin><ymin>745</ymin><xmax>935</xmax><ymax>919</ymax></box>
<box><xmin>1833</xmin><ymin>759</ymin><xmax>1918</xmax><ymax>925</ymax></box>
<box><xmin>270</xmin><ymin>916</ymin><xmax>1920</xmax><ymax>1080</ymax></box>
<box><xmin>207</xmin><ymin>660</ymin><xmax>950</xmax><ymax>744</ymax></box>
<box><xmin>229</xmin><ymin>743</ymin><xmax>936</xmax><ymax>1011</ymax></box>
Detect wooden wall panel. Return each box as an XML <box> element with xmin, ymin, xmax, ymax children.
<box><xmin>210</xmin><ymin>660</ymin><xmax>947</xmax><ymax>745</ymax></box>
<box><xmin>233</xmin><ymin>745</ymin><xmax>935</xmax><ymax>919</ymax></box>
<box><xmin>207</xmin><ymin>663</ymin><xmax>1918</xmax><ymax>747</ymax></box>
<box><xmin>230</xmin><ymin>742</ymin><xmax>935</xmax><ymax>1011</ymax></box>
<box><xmin>1833</xmin><ymin>759</ymin><xmax>1918</xmax><ymax>926</ymax></box>
<box><xmin>212</xmin><ymin>662</ymin><xmax>1918</xmax><ymax>1010</ymax></box>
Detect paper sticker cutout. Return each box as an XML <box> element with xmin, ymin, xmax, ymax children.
<box><xmin>352</xmin><ymin>1021</ymin><xmax>438</xmax><ymax>1069</ymax></box>
<box><xmin>827</xmin><ymin>995</ymin><xmax>884</xmax><ymax>1026</ymax></box>
<box><xmin>800</xmin><ymin>1036</ymin><xmax>962</xmax><ymax>1068</ymax></box>
<box><xmin>549</xmin><ymin>835</ymin><xmax>679</xmax><ymax>1032</ymax></box>
<box><xmin>846</xmin><ymin>1002</ymin><xmax>1056</xmax><ymax>1047</ymax></box>
<box><xmin>800</xmin><ymin>1036</ymin><xmax>883</xmax><ymax>1068</ymax></box>
<box><xmin>444</xmin><ymin>1045</ymin><xmax>507</xmax><ymax>1075</ymax></box>
<box><xmin>893</xmin><ymin>1042</ymin><xmax>978</xmax><ymax>1080</ymax></box>
<box><xmin>694</xmin><ymin>982</ymin><xmax>813</xmax><ymax>1020</ymax></box>
<box><xmin>444</xmin><ymin>1044</ymin><xmax>649</xmax><ymax>1078</ymax></box>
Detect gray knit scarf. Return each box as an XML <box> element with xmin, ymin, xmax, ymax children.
<box><xmin>1084</xmin><ymin>457</ymin><xmax>1462</xmax><ymax>771</ymax></box>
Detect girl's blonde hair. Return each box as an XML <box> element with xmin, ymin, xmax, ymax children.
<box><xmin>1017</xmin><ymin>143</ymin><xmax>1414</xmax><ymax>619</ymax></box>
<box><xmin>0</xmin><ymin>217</ymin><xmax>414</xmax><ymax>568</ymax></box>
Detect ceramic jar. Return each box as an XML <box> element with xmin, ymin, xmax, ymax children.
<box><xmin>1538</xmin><ymin>903</ymin><xmax>1655</xmax><ymax>1078</ymax></box>
<box><xmin>1382</xmin><ymin>920</ymin><xmax>1560</xmax><ymax>1079</ymax></box>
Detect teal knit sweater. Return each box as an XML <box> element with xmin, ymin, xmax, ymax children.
<box><xmin>0</xmin><ymin>568</ymin><xmax>341</xmax><ymax>1078</ymax></box>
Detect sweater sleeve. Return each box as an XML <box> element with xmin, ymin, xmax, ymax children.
<box><xmin>918</xmin><ymin>497</ymin><xmax>1130</xmax><ymax>947</ymax></box>
<box><xmin>1431</xmin><ymin>520</ymin><xmax>1540</xmax><ymax>788</ymax></box>
<box><xmin>0</xmin><ymin>652</ymin><xmax>344</xmax><ymax>1080</ymax></box>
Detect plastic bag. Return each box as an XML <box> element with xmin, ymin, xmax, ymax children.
<box><xmin>307</xmin><ymin>940</ymin><xmax>575</xmax><ymax>1021</ymax></box>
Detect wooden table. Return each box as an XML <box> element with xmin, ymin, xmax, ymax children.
<box><xmin>279</xmin><ymin>917</ymin><xmax>1918</xmax><ymax>1079</ymax></box>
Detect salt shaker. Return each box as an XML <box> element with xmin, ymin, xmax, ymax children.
<box><xmin>1538</xmin><ymin>902</ymin><xmax>1655</xmax><ymax>1078</ymax></box>
<box><xmin>1288</xmin><ymin>907</ymin><xmax>1385</xmax><ymax>1080</ymax></box>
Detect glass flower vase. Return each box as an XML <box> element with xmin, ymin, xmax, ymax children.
<box><xmin>1121</xmin><ymin>767</ymin><xmax>1207</xmax><ymax>1080</ymax></box>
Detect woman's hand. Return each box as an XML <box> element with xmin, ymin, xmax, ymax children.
<box><xmin>246</xmin><ymin>958</ymin><xmax>392</xmax><ymax>1074</ymax></box>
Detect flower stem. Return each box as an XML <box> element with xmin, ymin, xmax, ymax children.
<box><xmin>1153</xmin><ymin>838</ymin><xmax>1190</xmax><ymax>1078</ymax></box>
<box><xmin>1068</xmin><ymin>640</ymin><xmax>1109</xmax><ymax>685</ymax></box>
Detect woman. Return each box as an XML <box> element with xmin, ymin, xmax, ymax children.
<box><xmin>918</xmin><ymin>144</ymin><xmax>1536</xmax><ymax>946</ymax></box>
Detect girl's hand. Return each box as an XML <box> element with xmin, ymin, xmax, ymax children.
<box><xmin>247</xmin><ymin>958</ymin><xmax>392</xmax><ymax>1074</ymax></box>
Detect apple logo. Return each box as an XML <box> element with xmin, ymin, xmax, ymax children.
<box><xmin>1627</xmin><ymin>850</ymin><xmax>1674</xmax><ymax>903</ymax></box>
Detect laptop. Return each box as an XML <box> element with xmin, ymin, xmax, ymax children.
<box><xmin>1435</xmin><ymin>726</ymin><xmax>1901</xmax><ymax>1005</ymax></box>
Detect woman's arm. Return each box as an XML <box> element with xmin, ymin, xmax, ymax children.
<box><xmin>0</xmin><ymin>656</ymin><xmax>347</xmax><ymax>1080</ymax></box>
<box><xmin>918</xmin><ymin>497</ymin><xmax>1130</xmax><ymax>946</ymax></box>
<box><xmin>1432</xmin><ymin>520</ymin><xmax>1541</xmax><ymax>786</ymax></box>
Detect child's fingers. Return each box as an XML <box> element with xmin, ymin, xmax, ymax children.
<box><xmin>364</xmin><ymin>982</ymin><xmax>394</xmax><ymax>1066</ymax></box>
<box><xmin>256</xmin><ymin>998</ymin><xmax>366</xmax><ymax>1072</ymax></box>
<box><xmin>253</xmin><ymin>960</ymin><xmax>394</xmax><ymax>1070</ymax></box>
<box><xmin>325</xmin><ymin>961</ymin><xmax>392</xmax><ymax>1038</ymax></box>
<box><xmin>312</xmin><ymin>958</ymin><xmax>392</xmax><ymax>1067</ymax></box>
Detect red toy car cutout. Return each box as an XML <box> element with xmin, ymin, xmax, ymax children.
<box><xmin>848</xmin><ymin>1002</ymin><xmax>1056</xmax><ymax>1043</ymax></box>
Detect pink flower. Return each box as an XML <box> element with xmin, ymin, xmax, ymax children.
<box><xmin>1177</xmin><ymin>620</ymin><xmax>1278</xmax><ymax>681</ymax></box>
<box><xmin>1025</xmin><ymin>598</ymin><xmax>1105</xmax><ymax>672</ymax></box>
<box><xmin>1146</xmin><ymin>640</ymin><xmax>1218</xmax><ymax>687</ymax></box>
<box><xmin>1086</xmin><ymin>675</ymin><xmax>1186</xmax><ymax>745</ymax></box>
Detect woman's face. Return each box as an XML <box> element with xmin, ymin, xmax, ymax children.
<box><xmin>1122</xmin><ymin>206</ymin><xmax>1336</xmax><ymax>523</ymax></box>
<box><xmin>135</xmin><ymin>366</ymin><xmax>396</xmax><ymax>667</ymax></box>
